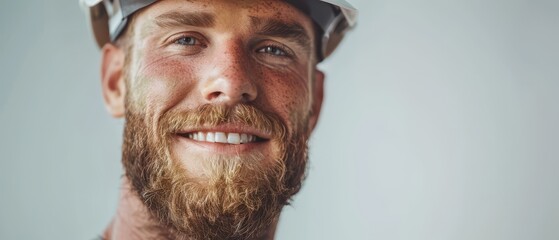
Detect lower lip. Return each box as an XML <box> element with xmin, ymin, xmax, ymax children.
<box><xmin>174</xmin><ymin>134</ymin><xmax>267</xmax><ymax>153</ymax></box>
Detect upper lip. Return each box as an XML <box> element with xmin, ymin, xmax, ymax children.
<box><xmin>175</xmin><ymin>123</ymin><xmax>273</xmax><ymax>140</ymax></box>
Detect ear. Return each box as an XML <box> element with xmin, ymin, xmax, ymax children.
<box><xmin>307</xmin><ymin>69</ymin><xmax>325</xmax><ymax>134</ymax></box>
<box><xmin>101</xmin><ymin>43</ymin><xmax>126</xmax><ymax>118</ymax></box>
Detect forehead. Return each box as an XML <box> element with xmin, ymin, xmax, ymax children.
<box><xmin>132</xmin><ymin>0</ymin><xmax>316</xmax><ymax>36</ymax></box>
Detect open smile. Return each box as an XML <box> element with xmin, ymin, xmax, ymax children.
<box><xmin>178</xmin><ymin>131</ymin><xmax>267</xmax><ymax>145</ymax></box>
<box><xmin>175</xmin><ymin>124</ymin><xmax>272</xmax><ymax>147</ymax></box>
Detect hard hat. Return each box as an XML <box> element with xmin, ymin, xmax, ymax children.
<box><xmin>80</xmin><ymin>0</ymin><xmax>357</xmax><ymax>61</ymax></box>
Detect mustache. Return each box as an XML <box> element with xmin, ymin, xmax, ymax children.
<box><xmin>159</xmin><ymin>104</ymin><xmax>287</xmax><ymax>139</ymax></box>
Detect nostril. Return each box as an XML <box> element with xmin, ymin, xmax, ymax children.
<box><xmin>207</xmin><ymin>91</ymin><xmax>223</xmax><ymax>100</ymax></box>
<box><xmin>201</xmin><ymin>76</ymin><xmax>258</xmax><ymax>103</ymax></box>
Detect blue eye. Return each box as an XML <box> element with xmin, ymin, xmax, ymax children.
<box><xmin>175</xmin><ymin>36</ymin><xmax>197</xmax><ymax>46</ymax></box>
<box><xmin>259</xmin><ymin>45</ymin><xmax>289</xmax><ymax>56</ymax></box>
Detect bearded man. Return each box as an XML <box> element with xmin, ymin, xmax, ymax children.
<box><xmin>81</xmin><ymin>0</ymin><xmax>357</xmax><ymax>239</ymax></box>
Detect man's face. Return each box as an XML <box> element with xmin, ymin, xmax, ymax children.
<box><xmin>102</xmin><ymin>0</ymin><xmax>324</xmax><ymax>238</ymax></box>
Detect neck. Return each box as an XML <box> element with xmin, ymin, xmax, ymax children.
<box><xmin>103</xmin><ymin>177</ymin><xmax>279</xmax><ymax>240</ymax></box>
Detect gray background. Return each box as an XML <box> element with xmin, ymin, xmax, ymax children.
<box><xmin>1</xmin><ymin>0</ymin><xmax>558</xmax><ymax>239</ymax></box>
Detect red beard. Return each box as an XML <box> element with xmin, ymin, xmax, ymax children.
<box><xmin>122</xmin><ymin>103</ymin><xmax>309</xmax><ymax>239</ymax></box>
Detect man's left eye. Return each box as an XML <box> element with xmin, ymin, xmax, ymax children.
<box><xmin>258</xmin><ymin>46</ymin><xmax>290</xmax><ymax>57</ymax></box>
<box><xmin>175</xmin><ymin>36</ymin><xmax>198</xmax><ymax>46</ymax></box>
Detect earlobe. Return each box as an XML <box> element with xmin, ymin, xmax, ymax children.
<box><xmin>308</xmin><ymin>69</ymin><xmax>325</xmax><ymax>134</ymax></box>
<box><xmin>101</xmin><ymin>43</ymin><xmax>126</xmax><ymax>118</ymax></box>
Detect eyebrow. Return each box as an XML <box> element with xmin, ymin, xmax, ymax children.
<box><xmin>154</xmin><ymin>11</ymin><xmax>216</xmax><ymax>29</ymax></box>
<box><xmin>251</xmin><ymin>17</ymin><xmax>312</xmax><ymax>50</ymax></box>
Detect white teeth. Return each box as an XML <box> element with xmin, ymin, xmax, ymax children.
<box><xmin>206</xmin><ymin>132</ymin><xmax>215</xmax><ymax>142</ymax></box>
<box><xmin>228</xmin><ymin>133</ymin><xmax>241</xmax><ymax>144</ymax></box>
<box><xmin>215</xmin><ymin>132</ymin><xmax>227</xmax><ymax>143</ymax></box>
<box><xmin>186</xmin><ymin>132</ymin><xmax>258</xmax><ymax>144</ymax></box>
<box><xmin>240</xmin><ymin>134</ymin><xmax>248</xmax><ymax>144</ymax></box>
<box><xmin>198</xmin><ymin>132</ymin><xmax>205</xmax><ymax>141</ymax></box>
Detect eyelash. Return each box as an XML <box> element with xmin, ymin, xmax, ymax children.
<box><xmin>172</xmin><ymin>35</ymin><xmax>204</xmax><ymax>47</ymax></box>
<box><xmin>257</xmin><ymin>44</ymin><xmax>293</xmax><ymax>58</ymax></box>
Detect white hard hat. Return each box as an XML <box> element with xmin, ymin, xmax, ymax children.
<box><xmin>81</xmin><ymin>0</ymin><xmax>357</xmax><ymax>61</ymax></box>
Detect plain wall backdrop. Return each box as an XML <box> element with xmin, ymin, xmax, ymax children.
<box><xmin>1</xmin><ymin>0</ymin><xmax>558</xmax><ymax>239</ymax></box>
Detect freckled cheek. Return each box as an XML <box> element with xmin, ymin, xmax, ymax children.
<box><xmin>135</xmin><ymin>56</ymin><xmax>201</xmax><ymax>111</ymax></box>
<box><xmin>259</xmin><ymin>70</ymin><xmax>312</xmax><ymax>130</ymax></box>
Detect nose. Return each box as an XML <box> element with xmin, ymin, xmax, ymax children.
<box><xmin>200</xmin><ymin>46</ymin><xmax>258</xmax><ymax>105</ymax></box>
